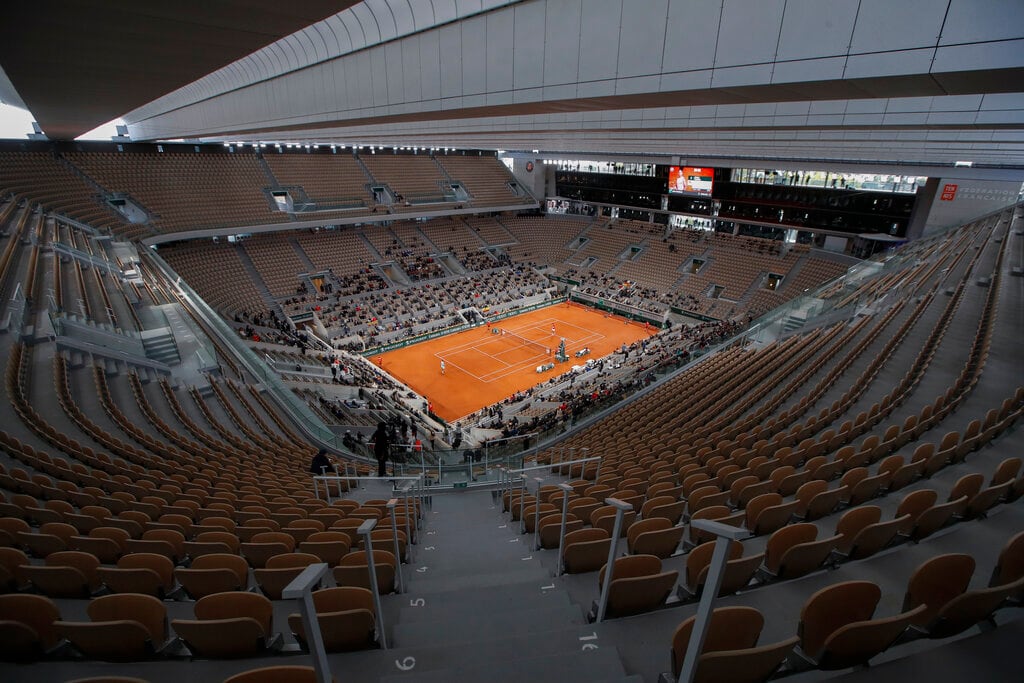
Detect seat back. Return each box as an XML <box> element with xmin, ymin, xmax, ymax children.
<box><xmin>55</xmin><ymin>620</ymin><xmax>157</xmax><ymax>661</ymax></box>
<box><xmin>834</xmin><ymin>506</ymin><xmax>882</xmax><ymax>554</ymax></box>
<box><xmin>910</xmin><ymin>496</ymin><xmax>967</xmax><ymax>541</ymax></box>
<box><xmin>778</xmin><ymin>534</ymin><xmax>841</xmax><ymax>580</ymax></box>
<box><xmin>847</xmin><ymin>514</ymin><xmax>911</xmax><ymax>559</ymax></box>
<box><xmin>0</xmin><ymin>593</ymin><xmax>61</xmax><ymax>657</ymax></box>
<box><xmin>695</xmin><ymin>636</ymin><xmax>799</xmax><ymax>683</ymax></box>
<box><xmin>798</xmin><ymin>581</ymin><xmax>880</xmax><ymax>658</ymax></box>
<box><xmin>817</xmin><ymin>605</ymin><xmax>926</xmax><ymax>669</ymax></box>
<box><xmin>224</xmin><ymin>665</ymin><xmax>321</xmax><ymax>683</ymax></box>
<box><xmin>685</xmin><ymin>541</ymin><xmax>742</xmax><ymax>591</ymax></box>
<box><xmin>764</xmin><ymin>523</ymin><xmax>817</xmax><ymax>573</ymax></box>
<box><xmin>896</xmin><ymin>489</ymin><xmax>938</xmax><ymax>523</ymax></box>
<box><xmin>671</xmin><ymin>606</ymin><xmax>764</xmax><ymax>678</ymax></box>
<box><xmin>88</xmin><ymin>593</ymin><xmax>167</xmax><ymax>642</ymax></box>
<box><xmin>171</xmin><ymin>617</ymin><xmax>268</xmax><ymax>658</ymax></box>
<box><xmin>903</xmin><ymin>553</ymin><xmax>975</xmax><ymax>626</ymax></box>
<box><xmin>991</xmin><ymin>530</ymin><xmax>1024</xmax><ymax>587</ymax></box>
<box><xmin>928</xmin><ymin>578</ymin><xmax>1024</xmax><ymax>638</ymax></box>
<box><xmin>605</xmin><ymin>569</ymin><xmax>679</xmax><ymax>618</ymax></box>
<box><xmin>194</xmin><ymin>591</ymin><xmax>273</xmax><ymax>633</ymax></box>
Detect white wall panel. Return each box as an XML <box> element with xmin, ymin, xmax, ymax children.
<box><xmin>616</xmin><ymin>0</ymin><xmax>668</xmax><ymax>78</ymax></box>
<box><xmin>340</xmin><ymin>11</ymin><xmax>368</xmax><ymax>47</ymax></box>
<box><xmin>351</xmin><ymin>3</ymin><xmax>382</xmax><ymax>44</ymax></box>
<box><xmin>365</xmin><ymin>0</ymin><xmax>398</xmax><ymax>40</ymax></box>
<box><xmin>772</xmin><ymin>57</ymin><xmax>845</xmax><ymax>83</ymax></box>
<box><xmin>845</xmin><ymin>49</ymin><xmax>935</xmax><ymax>79</ymax></box>
<box><xmin>352</xmin><ymin>51</ymin><xmax>372</xmax><ymax>110</ymax></box>
<box><xmin>410</xmin><ymin>1</ymin><xmax>437</xmax><ymax>29</ymax></box>
<box><xmin>776</xmin><ymin>0</ymin><xmax>857</xmax><ymax>61</ymax></box>
<box><xmin>716</xmin><ymin>0</ymin><xmax>785</xmax><ymax>68</ymax></box>
<box><xmin>401</xmin><ymin>37</ymin><xmax>423</xmax><ymax>103</ymax></box>
<box><xmin>940</xmin><ymin>0</ymin><xmax>1024</xmax><ymax>43</ymax></box>
<box><xmin>486</xmin><ymin>10</ymin><xmax>515</xmax><ymax>93</ymax></box>
<box><xmin>662</xmin><ymin>0</ymin><xmax>721</xmax><ymax>73</ymax></box>
<box><xmin>324</xmin><ymin>15</ymin><xmax>353</xmax><ymax>54</ymax></box>
<box><xmin>370</xmin><ymin>46</ymin><xmax>389</xmax><ymax>106</ymax></box>
<box><xmin>513</xmin><ymin>2</ymin><xmax>546</xmax><ymax>89</ymax></box>
<box><xmin>461</xmin><ymin>15</ymin><xmax>488</xmax><ymax>95</ymax></box>
<box><xmin>543</xmin><ymin>0</ymin><xmax>581</xmax><ymax>86</ymax></box>
<box><xmin>390</xmin><ymin>0</ymin><xmax>417</xmax><ymax>34</ymax></box>
<box><xmin>385</xmin><ymin>42</ymin><xmax>405</xmax><ymax>105</ymax></box>
<box><xmin>933</xmin><ymin>39</ymin><xmax>1024</xmax><ymax>71</ymax></box>
<box><xmin>456</xmin><ymin>0</ymin><xmax>482</xmax><ymax>16</ymax></box>
<box><xmin>439</xmin><ymin>23</ymin><xmax>464</xmax><ymax>98</ymax></box>
<box><xmin>433</xmin><ymin>0</ymin><xmax>458</xmax><ymax>25</ymax></box>
<box><xmin>579</xmin><ymin>0</ymin><xmax>621</xmax><ymax>82</ymax></box>
<box><xmin>850</xmin><ymin>0</ymin><xmax>948</xmax><ymax>53</ymax></box>
<box><xmin>418</xmin><ymin>31</ymin><xmax>442</xmax><ymax>102</ymax></box>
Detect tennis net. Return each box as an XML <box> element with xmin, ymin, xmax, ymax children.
<box><xmin>499</xmin><ymin>328</ymin><xmax>550</xmax><ymax>357</ymax></box>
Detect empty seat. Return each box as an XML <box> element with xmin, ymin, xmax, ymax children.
<box><xmin>763</xmin><ymin>523</ymin><xmax>839</xmax><ymax>581</ymax></box>
<box><xmin>255</xmin><ymin>552</ymin><xmax>321</xmax><ymax>600</ymax></box>
<box><xmin>223</xmin><ymin>665</ymin><xmax>322</xmax><ymax>683</ymax></box>
<box><xmin>172</xmin><ymin>592</ymin><xmax>280</xmax><ymax>659</ymax></box>
<box><xmin>175</xmin><ymin>553</ymin><xmax>249</xmax><ymax>599</ymax></box>
<box><xmin>0</xmin><ymin>593</ymin><xmax>62</xmax><ymax>661</ymax></box>
<box><xmin>562</xmin><ymin>528</ymin><xmax>611</xmax><ymax>574</ymax></box>
<box><xmin>598</xmin><ymin>554</ymin><xmax>678</xmax><ymax>617</ymax></box>
<box><xmin>626</xmin><ymin>518</ymin><xmax>683</xmax><ymax>558</ymax></box>
<box><xmin>670</xmin><ymin>606</ymin><xmax>796</xmax><ymax>683</ymax></box>
<box><xmin>98</xmin><ymin>552</ymin><xmax>176</xmax><ymax>598</ymax></box>
<box><xmin>55</xmin><ymin>593</ymin><xmax>169</xmax><ymax>661</ymax></box>
<box><xmin>797</xmin><ymin>580</ymin><xmax>924</xmax><ymax>669</ymax></box>
<box><xmin>288</xmin><ymin>586</ymin><xmax>377</xmax><ymax>652</ymax></box>
<box><xmin>333</xmin><ymin>550</ymin><xmax>396</xmax><ymax>594</ymax></box>
<box><xmin>21</xmin><ymin>550</ymin><xmax>101</xmax><ymax>598</ymax></box>
<box><xmin>684</xmin><ymin>540</ymin><xmax>763</xmax><ymax>598</ymax></box>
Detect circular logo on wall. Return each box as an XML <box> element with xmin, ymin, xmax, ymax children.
<box><xmin>525</xmin><ymin>161</ymin><xmax>534</xmax><ymax>173</ymax></box>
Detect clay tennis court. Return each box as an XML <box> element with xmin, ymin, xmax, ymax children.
<box><xmin>375</xmin><ymin>301</ymin><xmax>656</xmax><ymax>421</ymax></box>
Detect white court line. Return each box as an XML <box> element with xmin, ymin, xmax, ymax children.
<box><xmin>424</xmin><ymin>312</ymin><xmax>623</xmax><ymax>384</ymax></box>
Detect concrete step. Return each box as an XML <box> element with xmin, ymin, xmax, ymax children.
<box><xmin>379</xmin><ymin>645</ymin><xmax>627</xmax><ymax>683</ymax></box>
<box><xmin>402</xmin><ymin>563</ymin><xmax>553</xmax><ymax>595</ymax></box>
<box><xmin>393</xmin><ymin>602</ymin><xmax>584</xmax><ymax>648</ymax></box>
<box><xmin>398</xmin><ymin>582</ymin><xmax>573</xmax><ymax>623</ymax></box>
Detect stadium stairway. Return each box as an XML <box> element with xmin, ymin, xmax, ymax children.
<box><xmin>364</xmin><ymin>489</ymin><xmax>641</xmax><ymax>683</ymax></box>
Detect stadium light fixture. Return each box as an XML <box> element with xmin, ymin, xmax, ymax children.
<box><xmin>954</xmin><ymin>160</ymin><xmax>973</xmax><ymax>167</ymax></box>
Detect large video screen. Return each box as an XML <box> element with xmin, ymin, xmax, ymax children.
<box><xmin>668</xmin><ymin>166</ymin><xmax>714</xmax><ymax>196</ymax></box>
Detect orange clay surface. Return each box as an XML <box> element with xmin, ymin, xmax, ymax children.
<box><xmin>375</xmin><ymin>301</ymin><xmax>656</xmax><ymax>421</ymax></box>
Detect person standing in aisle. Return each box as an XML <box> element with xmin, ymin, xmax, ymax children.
<box><xmin>372</xmin><ymin>422</ymin><xmax>390</xmax><ymax>477</ymax></box>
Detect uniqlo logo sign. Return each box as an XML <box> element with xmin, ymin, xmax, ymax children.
<box><xmin>940</xmin><ymin>183</ymin><xmax>958</xmax><ymax>201</ymax></box>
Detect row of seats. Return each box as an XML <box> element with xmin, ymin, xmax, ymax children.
<box><xmin>0</xmin><ymin>587</ymin><xmax>378</xmax><ymax>662</ymax></box>
<box><xmin>668</xmin><ymin>534</ymin><xmax>1023</xmax><ymax>681</ymax></box>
